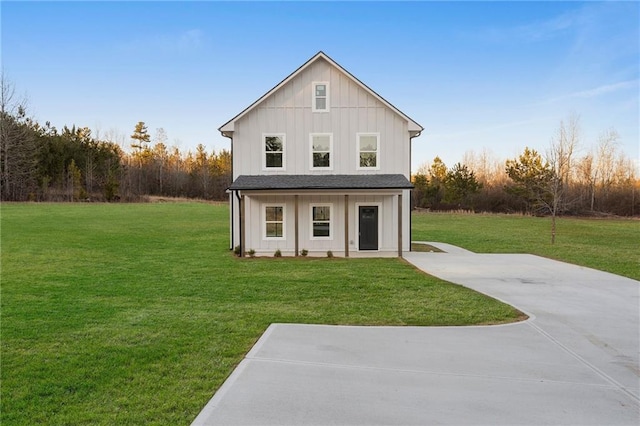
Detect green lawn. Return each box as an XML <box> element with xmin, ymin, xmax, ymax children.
<box><xmin>412</xmin><ymin>211</ymin><xmax>639</xmax><ymax>280</ymax></box>
<box><xmin>1</xmin><ymin>203</ymin><xmax>522</xmax><ymax>425</ymax></box>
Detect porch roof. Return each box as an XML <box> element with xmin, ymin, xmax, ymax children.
<box><xmin>229</xmin><ymin>174</ymin><xmax>413</xmax><ymax>191</ymax></box>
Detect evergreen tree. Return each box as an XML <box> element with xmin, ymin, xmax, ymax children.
<box><xmin>130</xmin><ymin>121</ymin><xmax>150</xmax><ymax>151</ymax></box>
<box><xmin>444</xmin><ymin>163</ymin><xmax>482</xmax><ymax>207</ymax></box>
<box><xmin>505</xmin><ymin>147</ymin><xmax>554</xmax><ymax>214</ymax></box>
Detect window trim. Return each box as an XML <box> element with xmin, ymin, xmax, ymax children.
<box><xmin>310</xmin><ymin>203</ymin><xmax>333</xmax><ymax>240</ymax></box>
<box><xmin>356</xmin><ymin>132</ymin><xmax>380</xmax><ymax>170</ymax></box>
<box><xmin>262</xmin><ymin>133</ymin><xmax>286</xmax><ymax>171</ymax></box>
<box><xmin>263</xmin><ymin>204</ymin><xmax>286</xmax><ymax>240</ymax></box>
<box><xmin>312</xmin><ymin>81</ymin><xmax>330</xmax><ymax>113</ymax></box>
<box><xmin>309</xmin><ymin>133</ymin><xmax>333</xmax><ymax>170</ymax></box>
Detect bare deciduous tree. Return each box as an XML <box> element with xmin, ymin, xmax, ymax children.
<box><xmin>595</xmin><ymin>128</ymin><xmax>619</xmax><ymax>196</ymax></box>
<box><xmin>0</xmin><ymin>72</ymin><xmax>38</xmax><ymax>201</ymax></box>
<box><xmin>463</xmin><ymin>148</ymin><xmax>502</xmax><ymax>185</ymax></box>
<box><xmin>576</xmin><ymin>153</ymin><xmax>596</xmax><ymax>211</ymax></box>
<box><xmin>544</xmin><ymin>114</ymin><xmax>581</xmax><ymax>243</ymax></box>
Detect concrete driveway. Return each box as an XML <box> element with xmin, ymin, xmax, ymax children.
<box><xmin>192</xmin><ymin>243</ymin><xmax>640</xmax><ymax>425</ymax></box>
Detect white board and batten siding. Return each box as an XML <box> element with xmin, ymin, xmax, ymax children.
<box><xmin>232</xmin><ymin>57</ymin><xmax>411</xmax><ymax>178</ymax></box>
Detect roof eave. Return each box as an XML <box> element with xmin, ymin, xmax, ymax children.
<box><xmin>228</xmin><ymin>173</ymin><xmax>414</xmax><ymax>191</ymax></box>
<box><xmin>408</xmin><ymin>122</ymin><xmax>423</xmax><ymax>138</ymax></box>
<box><xmin>219</xmin><ymin>122</ymin><xmax>234</xmax><ymax>139</ymax></box>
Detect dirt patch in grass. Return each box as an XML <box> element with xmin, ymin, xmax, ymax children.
<box><xmin>411</xmin><ymin>242</ymin><xmax>445</xmax><ymax>252</ymax></box>
<box><xmin>148</xmin><ymin>196</ymin><xmax>227</xmax><ymax>204</ymax></box>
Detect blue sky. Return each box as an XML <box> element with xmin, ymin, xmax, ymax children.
<box><xmin>2</xmin><ymin>1</ymin><xmax>638</xmax><ymax>172</ymax></box>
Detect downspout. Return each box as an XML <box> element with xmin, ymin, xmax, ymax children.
<box><xmin>230</xmin><ymin>192</ymin><xmax>234</xmax><ymax>250</ymax></box>
<box><xmin>234</xmin><ymin>189</ymin><xmax>242</xmax><ymax>255</ymax></box>
<box><xmin>230</xmin><ymin>136</ymin><xmax>234</xmax><ymax>251</ymax></box>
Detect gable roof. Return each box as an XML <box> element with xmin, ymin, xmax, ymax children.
<box><xmin>219</xmin><ymin>51</ymin><xmax>423</xmax><ymax>137</ymax></box>
<box><xmin>229</xmin><ymin>174</ymin><xmax>413</xmax><ymax>191</ymax></box>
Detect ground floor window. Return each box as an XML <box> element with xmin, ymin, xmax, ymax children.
<box><xmin>264</xmin><ymin>205</ymin><xmax>284</xmax><ymax>238</ymax></box>
<box><xmin>311</xmin><ymin>204</ymin><xmax>332</xmax><ymax>239</ymax></box>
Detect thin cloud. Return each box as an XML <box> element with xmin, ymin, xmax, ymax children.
<box><xmin>429</xmin><ymin>118</ymin><xmax>548</xmax><ymax>140</ymax></box>
<box><xmin>117</xmin><ymin>29</ymin><xmax>205</xmax><ymax>54</ymax></box>
<box><xmin>470</xmin><ymin>4</ymin><xmax>593</xmax><ymax>43</ymax></box>
<box><xmin>510</xmin><ymin>10</ymin><xmax>579</xmax><ymax>42</ymax></box>
<box><xmin>177</xmin><ymin>29</ymin><xmax>204</xmax><ymax>50</ymax></box>
<box><xmin>538</xmin><ymin>80</ymin><xmax>638</xmax><ymax>105</ymax></box>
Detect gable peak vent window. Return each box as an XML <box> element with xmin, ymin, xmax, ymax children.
<box><xmin>312</xmin><ymin>82</ymin><xmax>329</xmax><ymax>112</ymax></box>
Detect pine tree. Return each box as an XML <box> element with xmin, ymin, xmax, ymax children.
<box><xmin>130</xmin><ymin>121</ymin><xmax>150</xmax><ymax>151</ymax></box>
<box><xmin>505</xmin><ymin>147</ymin><xmax>554</xmax><ymax>214</ymax></box>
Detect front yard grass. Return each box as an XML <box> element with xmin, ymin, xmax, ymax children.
<box><xmin>1</xmin><ymin>203</ymin><xmax>521</xmax><ymax>425</ymax></box>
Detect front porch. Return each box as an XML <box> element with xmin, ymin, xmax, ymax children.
<box><xmin>228</xmin><ymin>174</ymin><xmax>413</xmax><ymax>258</ymax></box>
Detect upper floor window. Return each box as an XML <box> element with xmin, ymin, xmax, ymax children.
<box><xmin>310</xmin><ymin>133</ymin><xmax>333</xmax><ymax>170</ymax></box>
<box><xmin>310</xmin><ymin>204</ymin><xmax>332</xmax><ymax>239</ymax></box>
<box><xmin>312</xmin><ymin>82</ymin><xmax>329</xmax><ymax>112</ymax></box>
<box><xmin>263</xmin><ymin>134</ymin><xmax>285</xmax><ymax>170</ymax></box>
<box><xmin>357</xmin><ymin>133</ymin><xmax>380</xmax><ymax>170</ymax></box>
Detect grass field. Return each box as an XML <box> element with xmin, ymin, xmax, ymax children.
<box><xmin>413</xmin><ymin>211</ymin><xmax>639</xmax><ymax>280</ymax></box>
<box><xmin>1</xmin><ymin>203</ymin><xmax>524</xmax><ymax>425</ymax></box>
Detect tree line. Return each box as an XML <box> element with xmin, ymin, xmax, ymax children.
<box><xmin>412</xmin><ymin>115</ymin><xmax>638</xmax><ymax>218</ymax></box>
<box><xmin>1</xmin><ymin>77</ymin><xmax>231</xmax><ymax>202</ymax></box>
<box><xmin>2</xmin><ymin>77</ymin><xmax>637</xmax><ymax>216</ymax></box>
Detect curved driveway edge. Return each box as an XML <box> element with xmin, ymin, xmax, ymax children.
<box><xmin>192</xmin><ymin>244</ymin><xmax>640</xmax><ymax>425</ymax></box>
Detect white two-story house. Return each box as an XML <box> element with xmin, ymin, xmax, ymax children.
<box><xmin>221</xmin><ymin>52</ymin><xmax>423</xmax><ymax>257</ymax></box>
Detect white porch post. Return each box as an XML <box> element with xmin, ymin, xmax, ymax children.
<box><xmin>294</xmin><ymin>195</ymin><xmax>299</xmax><ymax>257</ymax></box>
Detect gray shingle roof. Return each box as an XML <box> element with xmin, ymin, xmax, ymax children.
<box><xmin>229</xmin><ymin>174</ymin><xmax>413</xmax><ymax>191</ymax></box>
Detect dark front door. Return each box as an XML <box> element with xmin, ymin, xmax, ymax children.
<box><xmin>359</xmin><ymin>206</ymin><xmax>378</xmax><ymax>250</ymax></box>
